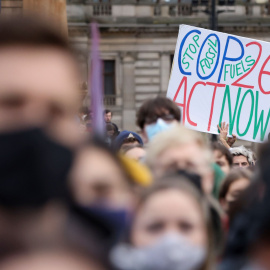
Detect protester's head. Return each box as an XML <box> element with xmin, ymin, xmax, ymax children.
<box><xmin>131</xmin><ymin>177</ymin><xmax>210</xmax><ymax>247</ymax></box>
<box><xmin>146</xmin><ymin>125</ymin><xmax>214</xmax><ymax>194</ymax></box>
<box><xmin>113</xmin><ymin>131</ymin><xmax>143</xmax><ymax>152</ymax></box>
<box><xmin>136</xmin><ymin>97</ymin><xmax>181</xmax><ymax>142</ymax></box>
<box><xmin>230</xmin><ymin>146</ymin><xmax>254</xmax><ymax>168</ymax></box>
<box><xmin>106</xmin><ymin>123</ymin><xmax>117</xmax><ymax>139</ymax></box>
<box><xmin>219</xmin><ymin>169</ymin><xmax>252</xmax><ymax>213</ymax></box>
<box><xmin>104</xmin><ymin>109</ymin><xmax>112</xmax><ymax>123</ymax></box>
<box><xmin>69</xmin><ymin>139</ymin><xmax>137</xmax><ymax>211</ymax></box>
<box><xmin>0</xmin><ymin>129</ymin><xmax>74</xmax><ymax>258</ymax></box>
<box><xmin>212</xmin><ymin>142</ymin><xmax>233</xmax><ymax>175</ymax></box>
<box><xmin>0</xmin><ymin>15</ymin><xmax>81</xmax><ymax>147</ymax></box>
<box><xmin>0</xmin><ymin>250</ymin><xmax>104</xmax><ymax>270</ymax></box>
<box><xmin>121</xmin><ymin>145</ymin><xmax>146</xmax><ymax>161</ymax></box>
<box><xmin>111</xmin><ymin>176</ymin><xmax>214</xmax><ymax>270</ymax></box>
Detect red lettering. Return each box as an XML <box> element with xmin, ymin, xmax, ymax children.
<box><xmin>258</xmin><ymin>55</ymin><xmax>270</xmax><ymax>94</ymax></box>
<box><xmin>187</xmin><ymin>81</ymin><xmax>206</xmax><ymax>127</ymax></box>
<box><xmin>232</xmin><ymin>41</ymin><xmax>262</xmax><ymax>89</ymax></box>
<box><xmin>173</xmin><ymin>76</ymin><xmax>188</xmax><ymax>124</ymax></box>
<box><xmin>206</xmin><ymin>82</ymin><xmax>226</xmax><ymax>131</ymax></box>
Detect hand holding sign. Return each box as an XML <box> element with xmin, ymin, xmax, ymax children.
<box><xmin>217</xmin><ymin>122</ymin><xmax>237</xmax><ymax>148</ymax></box>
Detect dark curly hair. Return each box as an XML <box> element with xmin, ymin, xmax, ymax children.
<box><xmin>136</xmin><ymin>97</ymin><xmax>181</xmax><ymax>129</ymax></box>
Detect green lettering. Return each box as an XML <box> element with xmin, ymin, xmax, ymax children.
<box><xmin>253</xmin><ymin>91</ymin><xmax>270</xmax><ymax>141</ymax></box>
<box><xmin>193</xmin><ymin>35</ymin><xmax>200</xmax><ymax>48</ymax></box>
<box><xmin>230</xmin><ymin>64</ymin><xmax>235</xmax><ymax>79</ymax></box>
<box><xmin>236</xmin><ymin>89</ymin><xmax>254</xmax><ymax>137</ymax></box>
<box><xmin>189</xmin><ymin>44</ymin><xmax>197</xmax><ymax>54</ymax></box>
<box><xmin>236</xmin><ymin>62</ymin><xmax>243</xmax><ymax>76</ymax></box>
<box><xmin>224</xmin><ymin>64</ymin><xmax>230</xmax><ymax>81</ymax></box>
<box><xmin>241</xmin><ymin>60</ymin><xmax>250</xmax><ymax>73</ymax></box>
<box><xmin>219</xmin><ymin>85</ymin><xmax>241</xmax><ymax>134</ymax></box>
<box><xmin>200</xmin><ymin>59</ymin><xmax>206</xmax><ymax>74</ymax></box>
<box><xmin>208</xmin><ymin>42</ymin><xmax>217</xmax><ymax>53</ymax></box>
<box><xmin>245</xmin><ymin>55</ymin><xmax>255</xmax><ymax>67</ymax></box>
<box><xmin>182</xmin><ymin>57</ymin><xmax>190</xmax><ymax>70</ymax></box>
<box><xmin>208</xmin><ymin>38</ymin><xmax>218</xmax><ymax>47</ymax></box>
<box><xmin>183</xmin><ymin>47</ymin><xmax>193</xmax><ymax>60</ymax></box>
<box><xmin>206</xmin><ymin>51</ymin><xmax>215</xmax><ymax>65</ymax></box>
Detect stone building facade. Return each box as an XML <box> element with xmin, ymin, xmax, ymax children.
<box><xmin>2</xmin><ymin>0</ymin><xmax>270</xmax><ymax>141</ymax></box>
<box><xmin>67</xmin><ymin>0</ymin><xmax>270</xmax><ymax>132</ymax></box>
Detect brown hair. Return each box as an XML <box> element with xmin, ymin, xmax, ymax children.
<box><xmin>122</xmin><ymin>137</ymin><xmax>140</xmax><ymax>145</ymax></box>
<box><xmin>121</xmin><ymin>144</ymin><xmax>143</xmax><ymax>154</ymax></box>
<box><xmin>211</xmin><ymin>142</ymin><xmax>233</xmax><ymax>166</ymax></box>
<box><xmin>133</xmin><ymin>176</ymin><xmax>215</xmax><ymax>270</ymax></box>
<box><xmin>0</xmin><ymin>15</ymin><xmax>72</xmax><ymax>55</ymax></box>
<box><xmin>219</xmin><ymin>169</ymin><xmax>252</xmax><ymax>200</ymax></box>
<box><xmin>104</xmin><ymin>109</ymin><xmax>112</xmax><ymax>115</ymax></box>
<box><xmin>136</xmin><ymin>97</ymin><xmax>181</xmax><ymax>129</ymax></box>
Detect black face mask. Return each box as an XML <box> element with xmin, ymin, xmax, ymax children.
<box><xmin>0</xmin><ymin>128</ymin><xmax>73</xmax><ymax>208</ymax></box>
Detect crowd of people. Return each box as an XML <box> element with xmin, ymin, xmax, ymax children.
<box><xmin>1</xmin><ymin>14</ymin><xmax>270</xmax><ymax>270</ymax></box>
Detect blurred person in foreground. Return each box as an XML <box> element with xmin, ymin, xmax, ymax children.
<box><xmin>0</xmin><ymin>15</ymin><xmax>83</xmax><ymax>148</ymax></box>
<box><xmin>136</xmin><ymin>97</ymin><xmax>181</xmax><ymax>142</ymax></box>
<box><xmin>211</xmin><ymin>142</ymin><xmax>233</xmax><ymax>175</ymax></box>
<box><xmin>0</xmin><ymin>14</ymin><xmax>79</xmax><ymax>248</ymax></box>
<box><xmin>0</xmin><ymin>251</ymin><xmax>103</xmax><ymax>270</ymax></box>
<box><xmin>121</xmin><ymin>145</ymin><xmax>146</xmax><ymax>162</ymax></box>
<box><xmin>70</xmin><ymin>139</ymin><xmax>139</xmax><ymax>211</ymax></box>
<box><xmin>145</xmin><ymin>125</ymin><xmax>224</xmax><ymax>248</ymax></box>
<box><xmin>219</xmin><ymin>169</ymin><xmax>252</xmax><ymax>215</ymax></box>
<box><xmin>0</xmin><ymin>15</ymin><xmax>106</xmax><ymax>270</ymax></box>
<box><xmin>110</xmin><ymin>175</ymin><xmax>216</xmax><ymax>270</ymax></box>
<box><xmin>219</xmin><ymin>143</ymin><xmax>270</xmax><ymax>270</ymax></box>
<box><xmin>0</xmin><ymin>133</ymin><xmax>105</xmax><ymax>269</ymax></box>
<box><xmin>146</xmin><ymin>124</ymin><xmax>214</xmax><ymax>195</ymax></box>
<box><xmin>69</xmin><ymin>139</ymin><xmax>152</xmax><ymax>242</ymax></box>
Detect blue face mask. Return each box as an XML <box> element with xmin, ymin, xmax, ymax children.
<box><xmin>84</xmin><ymin>204</ymin><xmax>131</xmax><ymax>240</ymax></box>
<box><xmin>146</xmin><ymin>118</ymin><xmax>174</xmax><ymax>141</ymax></box>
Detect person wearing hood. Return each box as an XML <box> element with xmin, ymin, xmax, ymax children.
<box><xmin>113</xmin><ymin>130</ymin><xmax>144</xmax><ymax>152</ymax></box>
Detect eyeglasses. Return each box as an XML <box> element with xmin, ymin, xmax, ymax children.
<box><xmin>145</xmin><ymin>114</ymin><xmax>175</xmax><ymax>125</ymax></box>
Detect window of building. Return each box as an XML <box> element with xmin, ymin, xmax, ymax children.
<box><xmin>93</xmin><ymin>0</ymin><xmax>112</xmax><ymax>16</ymax></box>
<box><xmin>103</xmin><ymin>60</ymin><xmax>115</xmax><ymax>96</ymax></box>
<box><xmin>103</xmin><ymin>60</ymin><xmax>116</xmax><ymax>106</ymax></box>
<box><xmin>170</xmin><ymin>54</ymin><xmax>174</xmax><ymax>68</ymax></box>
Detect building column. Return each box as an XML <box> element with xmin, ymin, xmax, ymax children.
<box><xmin>160</xmin><ymin>52</ymin><xmax>171</xmax><ymax>94</ymax></box>
<box><xmin>121</xmin><ymin>52</ymin><xmax>136</xmax><ymax>131</ymax></box>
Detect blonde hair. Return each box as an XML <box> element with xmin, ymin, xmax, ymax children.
<box><xmin>146</xmin><ymin>124</ymin><xmax>212</xmax><ymax>168</ymax></box>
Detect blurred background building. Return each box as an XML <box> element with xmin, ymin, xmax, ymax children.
<box><xmin>1</xmin><ymin>0</ymin><xmax>270</xmax><ymax>141</ymax></box>
<box><xmin>66</xmin><ymin>0</ymin><xmax>270</xmax><ymax>131</ymax></box>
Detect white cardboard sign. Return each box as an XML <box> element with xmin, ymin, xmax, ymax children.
<box><xmin>167</xmin><ymin>25</ymin><xmax>270</xmax><ymax>143</ymax></box>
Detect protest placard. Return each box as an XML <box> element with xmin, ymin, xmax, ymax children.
<box><xmin>167</xmin><ymin>25</ymin><xmax>270</xmax><ymax>142</ymax></box>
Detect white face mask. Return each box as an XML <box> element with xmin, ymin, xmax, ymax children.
<box><xmin>145</xmin><ymin>118</ymin><xmax>174</xmax><ymax>141</ymax></box>
<box><xmin>110</xmin><ymin>233</ymin><xmax>206</xmax><ymax>270</ymax></box>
